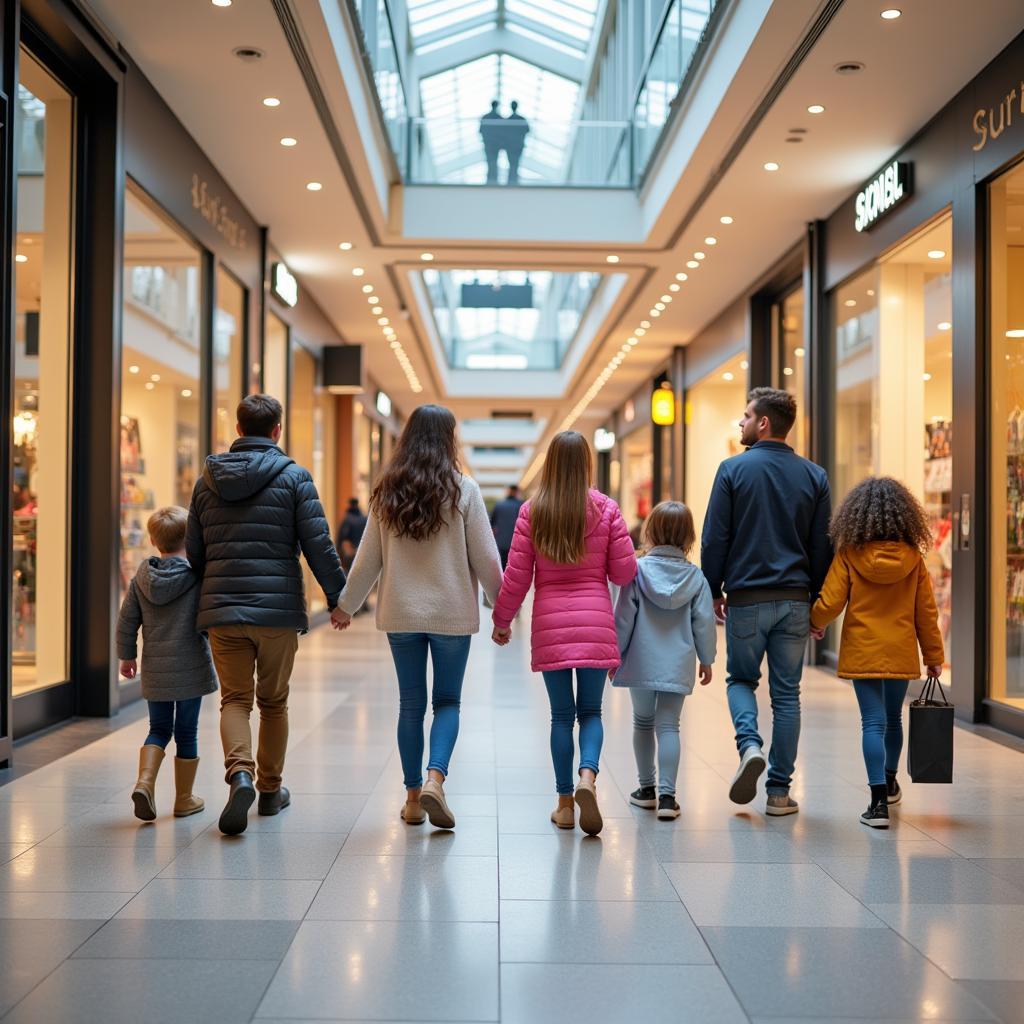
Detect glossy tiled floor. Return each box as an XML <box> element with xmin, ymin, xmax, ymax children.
<box><xmin>2</xmin><ymin>611</ymin><xmax>1024</xmax><ymax>1022</ymax></box>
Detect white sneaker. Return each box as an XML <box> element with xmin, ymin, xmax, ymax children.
<box><xmin>729</xmin><ymin>746</ymin><xmax>766</xmax><ymax>805</ymax></box>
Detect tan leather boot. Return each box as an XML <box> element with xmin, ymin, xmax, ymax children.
<box><xmin>132</xmin><ymin>745</ymin><xmax>165</xmax><ymax>821</ymax></box>
<box><xmin>574</xmin><ymin>778</ymin><xmax>604</xmax><ymax>836</ymax></box>
<box><xmin>173</xmin><ymin>757</ymin><xmax>205</xmax><ymax>817</ymax></box>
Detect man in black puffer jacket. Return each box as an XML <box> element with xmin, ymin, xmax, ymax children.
<box><xmin>187</xmin><ymin>393</ymin><xmax>347</xmax><ymax>836</ymax></box>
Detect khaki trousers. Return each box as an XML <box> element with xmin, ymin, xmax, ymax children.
<box><xmin>208</xmin><ymin>625</ymin><xmax>298</xmax><ymax>793</ymax></box>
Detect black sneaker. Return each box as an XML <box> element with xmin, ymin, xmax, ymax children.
<box><xmin>886</xmin><ymin>774</ymin><xmax>902</xmax><ymax>806</ymax></box>
<box><xmin>629</xmin><ymin>786</ymin><xmax>657</xmax><ymax>809</ymax></box>
<box><xmin>860</xmin><ymin>800</ymin><xmax>890</xmax><ymax>829</ymax></box>
<box><xmin>657</xmin><ymin>795</ymin><xmax>680</xmax><ymax>820</ymax></box>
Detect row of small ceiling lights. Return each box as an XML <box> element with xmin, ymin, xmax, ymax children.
<box><xmin>209</xmin><ymin>0</ymin><xmax>425</xmax><ymax>395</ymax></box>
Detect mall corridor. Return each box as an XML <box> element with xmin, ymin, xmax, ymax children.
<box><xmin>1</xmin><ymin>612</ymin><xmax>1023</xmax><ymax>1023</ymax></box>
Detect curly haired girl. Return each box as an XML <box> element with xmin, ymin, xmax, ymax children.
<box><xmin>810</xmin><ymin>476</ymin><xmax>944</xmax><ymax>829</ymax></box>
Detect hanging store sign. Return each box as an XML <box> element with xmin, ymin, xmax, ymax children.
<box><xmin>272</xmin><ymin>262</ymin><xmax>298</xmax><ymax>308</ymax></box>
<box><xmin>651</xmin><ymin>386</ymin><xmax>675</xmax><ymax>426</ymax></box>
<box><xmin>375</xmin><ymin>390</ymin><xmax>392</xmax><ymax>418</ymax></box>
<box><xmin>853</xmin><ymin>161</ymin><xmax>912</xmax><ymax>232</ymax></box>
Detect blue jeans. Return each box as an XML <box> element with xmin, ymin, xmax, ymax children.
<box><xmin>726</xmin><ymin>600</ymin><xmax>809</xmax><ymax>795</ymax></box>
<box><xmin>852</xmin><ymin>678</ymin><xmax>910</xmax><ymax>786</ymax></box>
<box><xmin>145</xmin><ymin>697</ymin><xmax>204</xmax><ymax>760</ymax></box>
<box><xmin>631</xmin><ymin>690</ymin><xmax>686</xmax><ymax>796</ymax></box>
<box><xmin>541</xmin><ymin>668</ymin><xmax>607</xmax><ymax>795</ymax></box>
<box><xmin>387</xmin><ymin>633</ymin><xmax>472</xmax><ymax>790</ymax></box>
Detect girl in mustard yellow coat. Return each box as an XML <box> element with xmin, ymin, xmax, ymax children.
<box><xmin>811</xmin><ymin>477</ymin><xmax>944</xmax><ymax>829</ymax></box>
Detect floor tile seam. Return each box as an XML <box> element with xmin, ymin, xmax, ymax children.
<box><xmin>967</xmin><ymin>859</ymin><xmax>1024</xmax><ymax>899</ymax></box>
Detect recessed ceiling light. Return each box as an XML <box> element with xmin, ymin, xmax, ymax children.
<box><xmin>280</xmin><ymin>137</ymin><xmax>297</xmax><ymax>147</ymax></box>
<box><xmin>686</xmin><ymin>260</ymin><xmax>699</xmax><ymax>269</ymax></box>
<box><xmin>937</xmin><ymin>321</ymin><xmax>951</xmax><ymax>331</ymax></box>
<box><xmin>367</xmin><ymin>295</ymin><xmax>379</xmax><ymax>304</ymax></box>
<box><xmin>362</xmin><ymin>284</ymin><xmax>374</xmax><ymax>293</ymax></box>
<box><xmin>764</xmin><ymin>162</ymin><xmax>780</xmax><ymax>172</ymax></box>
<box><xmin>606</xmin><ymin>254</ymin><xmax>620</xmax><ymax>263</ymax></box>
<box><xmin>181</xmin><ymin>388</ymin><xmax>193</xmax><ymax>398</ymax></box>
<box><xmin>866</xmin><ymin>289</ymin><xmax>876</xmax><ymax>297</ymax></box>
<box><xmin>922</xmin><ymin>372</ymin><xmax>932</xmax><ymax>381</ymax></box>
<box><xmin>723</xmin><ymin>372</ymin><xmax>734</xmax><ymax>381</ymax></box>
<box><xmin>654</xmin><ymin>303</ymin><xmax>665</xmax><ymax>311</ymax></box>
<box><xmin>675</xmin><ymin>272</ymin><xmax>688</xmax><ymax>281</ymax></box>
<box><xmin>844</xmin><ymin>299</ymin><xmax>857</xmax><ymax>307</ymax></box>
<box><xmin>720</xmin><ymin>215</ymin><xmax>733</xmax><ymax>224</ymax></box>
<box><xmin>420</xmin><ymin>252</ymin><xmax>434</xmax><ymax>261</ymax></box>
<box><xmin>927</xmin><ymin>249</ymin><xmax>946</xmax><ymax>259</ymax></box>
<box><xmin>627</xmin><ymin>337</ymin><xmax>638</xmax><ymax>346</ymax></box>
<box><xmin>660</xmin><ymin>294</ymin><xmax>672</xmax><ymax>303</ymax></box>
<box><xmin>740</xmin><ymin>360</ymin><xmax>749</xmax><ymax>370</ymax></box>
<box><xmin>371</xmin><ymin>306</ymin><xmax>383</xmax><ymax>315</ymax></box>
<box><xmin>783</xmin><ymin>366</ymin><xmax>794</xmax><ymax>376</ymax></box>
<box><xmin>881</xmin><ymin>8</ymin><xmax>901</xmax><ymax>19</ymax></box>
<box><xmin>807</xmin><ymin>104</ymin><xmax>825</xmax><ymax>114</ymax></box>
<box><xmin>378</xmin><ymin>317</ymin><xmax>390</xmax><ymax>326</ymax></box>
<box><xmin>795</xmin><ymin>347</ymin><xmax>806</xmax><ymax>357</ymax></box>
<box><xmin>262</xmin><ymin>97</ymin><xmax>281</xmax><ymax>107</ymax></box>
<box><xmin>212</xmin><ymin>0</ymin><xmax>231</xmax><ymax>6</ymax></box>
<box><xmin>669</xmin><ymin>283</ymin><xmax>680</xmax><ymax>292</ymax></box>
<box><xmin>128</xmin><ymin>365</ymin><xmax>140</xmax><ymax>374</ymax></box>
<box><xmin>705</xmin><ymin>236</ymin><xmax>717</xmax><ymax>245</ymax></box>
<box><xmin>352</xmin><ymin>267</ymin><xmax>365</xmax><ymax>276</ymax></box>
<box><xmin>641</xmin><ymin>320</ymin><xmax>651</xmax><ymax>329</ymax></box>
<box><xmin>150</xmin><ymin>373</ymin><xmax>161</xmax><ymax>382</ymax></box>
<box><xmin>1006</xmin><ymin>329</ymin><xmax>1024</xmax><ymax>338</ymax></box>
<box><xmin>14</xmin><ymin>253</ymin><xmax>27</xmax><ymax>263</ymax></box>
<box><xmin>339</xmin><ymin>241</ymin><xmax>353</xmax><ymax>251</ymax></box>
<box><xmin>650</xmin><ymin>309</ymin><xmax>661</xmax><ymax>317</ymax></box>
<box><xmin>635</xmin><ymin>328</ymin><xmax>646</xmax><ymax>336</ymax></box>
<box><xmin>306</xmin><ymin>181</ymin><xmax>322</xmax><ymax>191</ymax></box>
<box><xmin>145</xmin><ymin>381</ymin><xmax>155</xmax><ymax>391</ymax></box>
<box><xmin>694</xmin><ymin>251</ymin><xmax>706</xmax><ymax>260</ymax></box>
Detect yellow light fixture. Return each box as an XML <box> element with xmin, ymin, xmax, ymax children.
<box><xmin>651</xmin><ymin>385</ymin><xmax>675</xmax><ymax>426</ymax></box>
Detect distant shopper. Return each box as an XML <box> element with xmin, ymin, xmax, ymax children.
<box><xmin>117</xmin><ymin>506</ymin><xmax>218</xmax><ymax>822</ymax></box>
<box><xmin>480</xmin><ymin>100</ymin><xmax>503</xmax><ymax>184</ymax></box>
<box><xmin>187</xmin><ymin>394</ymin><xmax>346</xmax><ymax>836</ymax></box>
<box><xmin>810</xmin><ymin>477</ymin><xmax>944</xmax><ymax>829</ymax></box>
<box><xmin>492</xmin><ymin>431</ymin><xmax>636</xmax><ymax>835</ymax></box>
<box><xmin>335</xmin><ymin>405</ymin><xmax>502</xmax><ymax>831</ymax></box>
<box><xmin>614</xmin><ymin>502</ymin><xmax>716</xmax><ymax>820</ymax></box>
<box><xmin>504</xmin><ymin>100</ymin><xmax>530</xmax><ymax>185</ymax></box>
<box><xmin>491</xmin><ymin>484</ymin><xmax>524</xmax><ymax>570</ymax></box>
<box><xmin>337</xmin><ymin>497</ymin><xmax>368</xmax><ymax>569</ymax></box>
<box><xmin>701</xmin><ymin>388</ymin><xmax>832</xmax><ymax>817</ymax></box>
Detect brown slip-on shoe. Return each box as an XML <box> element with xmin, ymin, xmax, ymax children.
<box><xmin>132</xmin><ymin>745</ymin><xmax>165</xmax><ymax>822</ymax></box>
<box><xmin>574</xmin><ymin>780</ymin><xmax>603</xmax><ymax>836</ymax></box>
<box><xmin>550</xmin><ymin>804</ymin><xmax>575</xmax><ymax>830</ymax></box>
<box><xmin>420</xmin><ymin>779</ymin><xmax>456</xmax><ymax>829</ymax></box>
<box><xmin>401</xmin><ymin>801</ymin><xmax>426</xmax><ymax>825</ymax></box>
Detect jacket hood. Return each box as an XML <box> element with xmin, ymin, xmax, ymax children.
<box><xmin>636</xmin><ymin>546</ymin><xmax>706</xmax><ymax>609</ymax></box>
<box><xmin>202</xmin><ymin>438</ymin><xmax>294</xmax><ymax>502</ymax></box>
<box><xmin>846</xmin><ymin>541</ymin><xmax>920</xmax><ymax>583</ymax></box>
<box><xmin>135</xmin><ymin>556</ymin><xmax>197</xmax><ymax>606</ymax></box>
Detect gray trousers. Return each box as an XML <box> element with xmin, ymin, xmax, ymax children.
<box><xmin>630</xmin><ymin>690</ymin><xmax>686</xmax><ymax>796</ymax></box>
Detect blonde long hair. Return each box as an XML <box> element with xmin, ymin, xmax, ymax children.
<box><xmin>531</xmin><ymin>431</ymin><xmax>593</xmax><ymax>564</ymax></box>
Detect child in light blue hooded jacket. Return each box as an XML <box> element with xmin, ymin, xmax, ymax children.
<box><xmin>614</xmin><ymin>501</ymin><xmax>717</xmax><ymax>819</ymax></box>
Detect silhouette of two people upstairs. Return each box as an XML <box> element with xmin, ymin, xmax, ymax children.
<box><xmin>480</xmin><ymin>100</ymin><xmax>530</xmax><ymax>185</ymax></box>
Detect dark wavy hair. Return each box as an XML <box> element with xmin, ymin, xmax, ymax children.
<box><xmin>370</xmin><ymin>405</ymin><xmax>462</xmax><ymax>541</ymax></box>
<box><xmin>829</xmin><ymin>476</ymin><xmax>933</xmax><ymax>553</ymax></box>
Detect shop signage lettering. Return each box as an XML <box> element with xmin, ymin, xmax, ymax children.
<box><xmin>190</xmin><ymin>174</ymin><xmax>248</xmax><ymax>249</ymax></box>
<box><xmin>272</xmin><ymin>262</ymin><xmax>298</xmax><ymax>308</ymax></box>
<box><xmin>854</xmin><ymin>161</ymin><xmax>911</xmax><ymax>232</ymax></box>
<box><xmin>972</xmin><ymin>83</ymin><xmax>1024</xmax><ymax>152</ymax></box>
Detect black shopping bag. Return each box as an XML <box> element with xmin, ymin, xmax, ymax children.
<box><xmin>907</xmin><ymin>676</ymin><xmax>954</xmax><ymax>783</ymax></box>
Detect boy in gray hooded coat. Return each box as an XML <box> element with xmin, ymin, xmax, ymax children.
<box><xmin>117</xmin><ymin>506</ymin><xmax>218</xmax><ymax>822</ymax></box>
<box><xmin>614</xmin><ymin>502</ymin><xmax>716</xmax><ymax>819</ymax></box>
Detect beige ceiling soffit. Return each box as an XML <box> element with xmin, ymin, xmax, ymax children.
<box><xmin>271</xmin><ymin>0</ymin><xmax>386</xmax><ymax>247</ymax></box>
<box><xmin>664</xmin><ymin>0</ymin><xmax>845</xmax><ymax>250</ymax></box>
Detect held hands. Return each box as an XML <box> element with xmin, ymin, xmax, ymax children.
<box><xmin>810</xmin><ymin>626</ymin><xmax>826</xmax><ymax>641</ymax></box>
<box><xmin>492</xmin><ymin>625</ymin><xmax>512</xmax><ymax>646</ymax></box>
<box><xmin>330</xmin><ymin>607</ymin><xmax>352</xmax><ymax>631</ymax></box>
<box><xmin>713</xmin><ymin>597</ymin><xmax>727</xmax><ymax>625</ymax></box>
<box><xmin>698</xmin><ymin>663</ymin><xmax>713</xmax><ymax>686</ymax></box>
<box><xmin>119</xmin><ymin>659</ymin><xmax>137</xmax><ymax>679</ymax></box>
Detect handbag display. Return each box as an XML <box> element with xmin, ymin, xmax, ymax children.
<box><xmin>907</xmin><ymin>675</ymin><xmax>954</xmax><ymax>783</ymax></box>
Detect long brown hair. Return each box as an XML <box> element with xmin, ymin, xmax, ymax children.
<box><xmin>370</xmin><ymin>405</ymin><xmax>462</xmax><ymax>540</ymax></box>
<box><xmin>829</xmin><ymin>476</ymin><xmax>933</xmax><ymax>553</ymax></box>
<box><xmin>531</xmin><ymin>431</ymin><xmax>592</xmax><ymax>564</ymax></box>
<box><xmin>642</xmin><ymin>501</ymin><xmax>696</xmax><ymax>557</ymax></box>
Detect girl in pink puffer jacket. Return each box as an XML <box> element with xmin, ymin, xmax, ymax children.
<box><xmin>492</xmin><ymin>431</ymin><xmax>637</xmax><ymax>835</ymax></box>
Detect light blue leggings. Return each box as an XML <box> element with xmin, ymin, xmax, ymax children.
<box><xmin>630</xmin><ymin>690</ymin><xmax>686</xmax><ymax>796</ymax></box>
<box><xmin>852</xmin><ymin>679</ymin><xmax>910</xmax><ymax>786</ymax></box>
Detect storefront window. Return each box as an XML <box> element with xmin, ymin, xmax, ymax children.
<box><xmin>620</xmin><ymin>429</ymin><xmax>653</xmax><ymax>540</ymax></box>
<box><xmin>989</xmin><ymin>161</ymin><xmax>1024</xmax><ymax>710</ymax></box>
<box><xmin>120</xmin><ymin>185</ymin><xmax>202</xmax><ymax>614</ymax></box>
<box><xmin>264</xmin><ymin>312</ymin><xmax>289</xmax><ymax>407</ymax></box>
<box><xmin>11</xmin><ymin>51</ymin><xmax>74</xmax><ymax>695</ymax></box>
<box><xmin>685</xmin><ymin>352</ymin><xmax>746</xmax><ymax>543</ymax></box>
<box><xmin>213</xmin><ymin>269</ymin><xmax>245</xmax><ymax>452</ymax></box>
<box><xmin>290</xmin><ymin>343</ymin><xmax>325</xmax><ymax>612</ymax></box>
<box><xmin>833</xmin><ymin>214</ymin><xmax>953</xmax><ymax>670</ymax></box>
<box><xmin>776</xmin><ymin>286</ymin><xmax>808</xmax><ymax>456</ymax></box>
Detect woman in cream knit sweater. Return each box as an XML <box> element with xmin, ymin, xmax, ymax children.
<box><xmin>336</xmin><ymin>405</ymin><xmax>502</xmax><ymax>829</ymax></box>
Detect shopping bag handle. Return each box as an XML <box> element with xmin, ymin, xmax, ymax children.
<box><xmin>916</xmin><ymin>674</ymin><xmax>950</xmax><ymax>706</ymax></box>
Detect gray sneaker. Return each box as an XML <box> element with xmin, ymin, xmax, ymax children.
<box><xmin>765</xmin><ymin>794</ymin><xmax>799</xmax><ymax>816</ymax></box>
<box><xmin>729</xmin><ymin>746</ymin><xmax>766</xmax><ymax>804</ymax></box>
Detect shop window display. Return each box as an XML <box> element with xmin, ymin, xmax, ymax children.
<box><xmin>832</xmin><ymin>215</ymin><xmax>953</xmax><ymax>671</ymax></box>
<box><xmin>989</xmin><ymin>161</ymin><xmax>1024</xmax><ymax>710</ymax></box>
<box><xmin>120</xmin><ymin>186</ymin><xmax>202</xmax><ymax>622</ymax></box>
<box><xmin>620</xmin><ymin>430</ymin><xmax>653</xmax><ymax>544</ymax></box>
<box><xmin>11</xmin><ymin>52</ymin><xmax>74</xmax><ymax>696</ymax></box>
<box><xmin>214</xmin><ymin>269</ymin><xmax>245</xmax><ymax>453</ymax></box>
<box><xmin>264</xmin><ymin>312</ymin><xmax>289</xmax><ymax>406</ymax></box>
<box><xmin>775</xmin><ymin>286</ymin><xmax>808</xmax><ymax>457</ymax></box>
